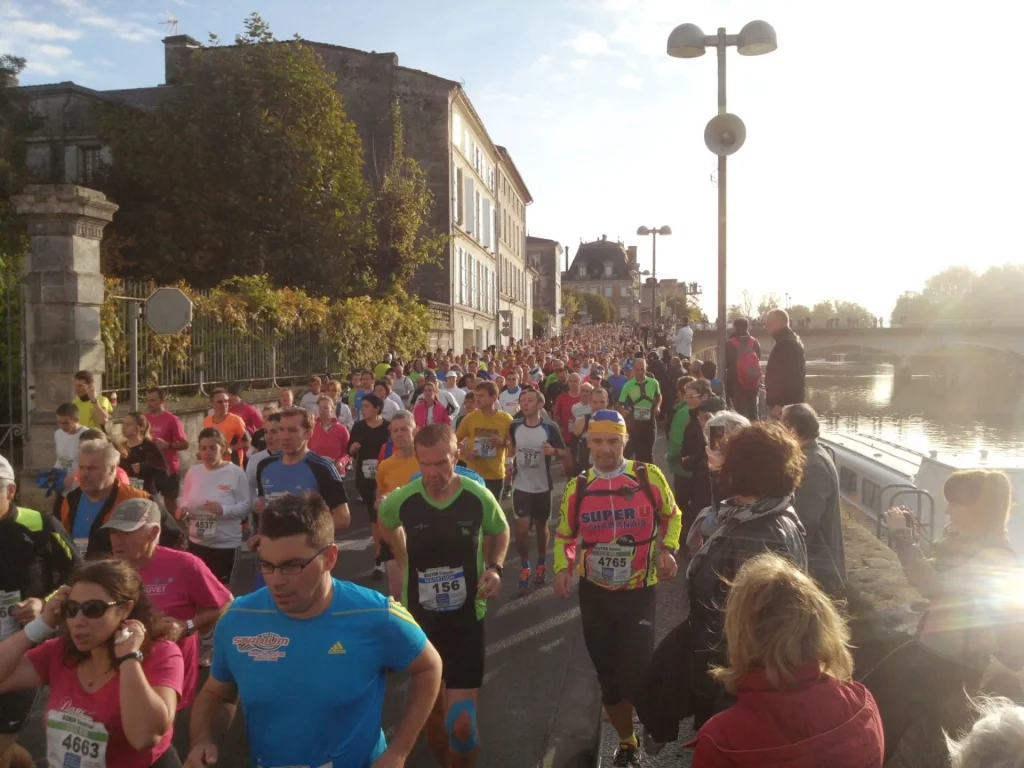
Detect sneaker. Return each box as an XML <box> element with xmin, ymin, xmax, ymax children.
<box><xmin>534</xmin><ymin>563</ymin><xmax>547</xmax><ymax>584</ymax></box>
<box><xmin>371</xmin><ymin>562</ymin><xmax>385</xmax><ymax>581</ymax></box>
<box><xmin>611</xmin><ymin>743</ymin><xmax>642</xmax><ymax>767</ymax></box>
<box><xmin>642</xmin><ymin>733</ymin><xmax>664</xmax><ymax>756</ymax></box>
<box><xmin>518</xmin><ymin>567</ymin><xmax>531</xmax><ymax>592</ymax></box>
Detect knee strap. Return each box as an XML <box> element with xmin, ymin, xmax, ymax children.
<box><xmin>445</xmin><ymin>699</ymin><xmax>479</xmax><ymax>753</ymax></box>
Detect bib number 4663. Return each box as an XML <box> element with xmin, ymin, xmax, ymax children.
<box><xmin>62</xmin><ymin>734</ymin><xmax>101</xmax><ymax>759</ymax></box>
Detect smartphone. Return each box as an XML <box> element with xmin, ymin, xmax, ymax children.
<box><xmin>79</xmin><ymin>394</ymin><xmax>90</xmax><ymax>403</ymax></box>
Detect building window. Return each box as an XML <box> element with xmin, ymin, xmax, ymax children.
<box><xmin>578</xmin><ymin>265</ymin><xmax>586</xmax><ymax>279</ymax></box>
<box><xmin>620</xmin><ymin>285</ymin><xmax>629</xmax><ymax>297</ymax></box>
<box><xmin>604</xmin><ymin>284</ymin><xmax>613</xmax><ymax>298</ymax></box>
<box><xmin>80</xmin><ymin>147</ymin><xmax>102</xmax><ymax>183</ymax></box>
<box><xmin>453</xmin><ymin>113</ymin><xmax>463</xmax><ymax>152</ymax></box>
<box><xmin>474</xmin><ymin>192</ymin><xmax>482</xmax><ymax>243</ymax></box>
<box><xmin>453</xmin><ymin>163</ymin><xmax>462</xmax><ymax>226</ymax></box>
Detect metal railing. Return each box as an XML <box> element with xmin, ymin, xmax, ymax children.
<box><xmin>103</xmin><ymin>280</ymin><xmax>336</xmax><ymax>398</ymax></box>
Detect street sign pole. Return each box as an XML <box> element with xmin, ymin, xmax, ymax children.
<box><xmin>129</xmin><ymin>303</ymin><xmax>139</xmax><ymax>408</ymax></box>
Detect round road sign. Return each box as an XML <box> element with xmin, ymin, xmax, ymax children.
<box><xmin>145</xmin><ymin>287</ymin><xmax>193</xmax><ymax>335</ymax></box>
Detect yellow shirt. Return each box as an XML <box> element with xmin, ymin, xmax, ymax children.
<box><xmin>456</xmin><ymin>409</ymin><xmax>513</xmax><ymax>480</ymax></box>
<box><xmin>77</xmin><ymin>395</ymin><xmax>112</xmax><ymax>430</ymax></box>
<box><xmin>377</xmin><ymin>453</ymin><xmax>421</xmax><ymax>496</ymax></box>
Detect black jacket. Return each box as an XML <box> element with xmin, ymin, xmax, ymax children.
<box><xmin>793</xmin><ymin>440</ymin><xmax>847</xmax><ymax>593</ymax></box>
<box><xmin>687</xmin><ymin>505</ymin><xmax>808</xmax><ymax>696</ymax></box>
<box><xmin>680</xmin><ymin>415</ymin><xmax>712</xmax><ymax>514</ymax></box>
<box><xmin>0</xmin><ymin>505</ymin><xmax>80</xmax><ymax>598</ymax></box>
<box><xmin>765</xmin><ymin>326</ymin><xmax>806</xmax><ymax>407</ymax></box>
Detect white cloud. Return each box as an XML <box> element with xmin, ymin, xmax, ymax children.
<box><xmin>532</xmin><ymin>54</ymin><xmax>554</xmax><ymax>71</ymax></box>
<box><xmin>616</xmin><ymin>74</ymin><xmax>644</xmax><ymax>89</ymax></box>
<box><xmin>92</xmin><ymin>56</ymin><xmax>113</xmax><ymax>66</ymax></box>
<box><xmin>564</xmin><ymin>29</ymin><xmax>624</xmax><ymax>57</ymax></box>
<box><xmin>1</xmin><ymin>19</ymin><xmax>80</xmax><ymax>41</ymax></box>
<box><xmin>569</xmin><ymin>58</ymin><xmax>588</xmax><ymax>72</ymax></box>
<box><xmin>53</xmin><ymin>0</ymin><xmax>161</xmax><ymax>43</ymax></box>
<box><xmin>23</xmin><ymin>59</ymin><xmax>58</xmax><ymax>75</ymax></box>
<box><xmin>37</xmin><ymin>44</ymin><xmax>72</xmax><ymax>57</ymax></box>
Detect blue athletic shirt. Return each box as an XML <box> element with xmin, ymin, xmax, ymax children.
<box><xmin>255</xmin><ymin>451</ymin><xmax>348</xmax><ymax>509</ymax></box>
<box><xmin>71</xmin><ymin>496</ymin><xmax>106</xmax><ymax>539</ymax></box>
<box><xmin>211</xmin><ymin>579</ymin><xmax>426</xmax><ymax>768</ymax></box>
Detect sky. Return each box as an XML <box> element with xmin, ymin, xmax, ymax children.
<box><xmin>4</xmin><ymin>0</ymin><xmax>1024</xmax><ymax>319</ymax></box>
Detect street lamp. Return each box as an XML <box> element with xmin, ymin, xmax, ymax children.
<box><xmin>667</xmin><ymin>19</ymin><xmax>776</xmax><ymax>366</ymax></box>
<box><xmin>637</xmin><ymin>225</ymin><xmax>671</xmax><ymax>323</ymax></box>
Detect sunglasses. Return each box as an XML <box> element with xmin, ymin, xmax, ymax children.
<box><xmin>64</xmin><ymin>599</ymin><xmax>127</xmax><ymax>619</ymax></box>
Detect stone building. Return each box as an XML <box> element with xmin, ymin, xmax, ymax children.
<box><xmin>562</xmin><ymin>236</ymin><xmax>641</xmax><ymax>324</ymax></box>
<box><xmin>526</xmin><ymin>236</ymin><xmax>563</xmax><ymax>336</ymax></box>
<box><xmin>496</xmin><ymin>147</ymin><xmax>534</xmax><ymax>345</ymax></box>
<box><xmin>16</xmin><ymin>34</ymin><xmax>533</xmax><ymax>353</ymax></box>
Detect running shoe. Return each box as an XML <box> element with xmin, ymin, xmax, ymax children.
<box><xmin>518</xmin><ymin>566</ymin><xmax>531</xmax><ymax>592</ymax></box>
<box><xmin>534</xmin><ymin>563</ymin><xmax>547</xmax><ymax>584</ymax></box>
<box><xmin>612</xmin><ymin>743</ymin><xmax>642</xmax><ymax>767</ymax></box>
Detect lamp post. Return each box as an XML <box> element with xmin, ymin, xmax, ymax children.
<box><xmin>637</xmin><ymin>225</ymin><xmax>671</xmax><ymax>323</ymax></box>
<box><xmin>667</xmin><ymin>19</ymin><xmax>777</xmax><ymax>366</ymax></box>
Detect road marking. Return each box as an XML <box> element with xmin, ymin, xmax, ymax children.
<box><xmin>485</xmin><ymin>607</ymin><xmax>580</xmax><ymax>657</ymax></box>
<box><xmin>494</xmin><ymin>585</ymin><xmax>554</xmax><ymax>617</ymax></box>
<box><xmin>538</xmin><ymin>637</ymin><xmax>566</xmax><ymax>653</ymax></box>
<box><xmin>334</xmin><ymin>536</ymin><xmax>374</xmax><ymax>551</ymax></box>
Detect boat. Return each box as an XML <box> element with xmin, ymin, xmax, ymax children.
<box><xmin>819</xmin><ymin>432</ymin><xmax>1024</xmax><ymax>552</ymax></box>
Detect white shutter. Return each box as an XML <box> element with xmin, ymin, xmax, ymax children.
<box><xmin>465</xmin><ymin>178</ymin><xmax>475</xmax><ymax>234</ymax></box>
<box><xmin>482</xmin><ymin>199</ymin><xmax>491</xmax><ymax>250</ymax></box>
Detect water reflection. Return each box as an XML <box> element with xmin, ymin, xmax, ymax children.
<box><xmin>807</xmin><ymin>362</ymin><xmax>1024</xmax><ymax>459</ymax></box>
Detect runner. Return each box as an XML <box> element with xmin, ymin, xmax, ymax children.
<box><xmin>509</xmin><ymin>390</ymin><xmax>567</xmax><ymax>591</ymax></box>
<box><xmin>414</xmin><ymin>380</ymin><xmax>452</xmax><ymax>428</ymax></box>
<box><xmin>456</xmin><ymin>381</ymin><xmax>514</xmax><ymax>501</ymax></box>
<box><xmin>374</xmin><ymin>411</ymin><xmax>420</xmax><ymax>599</ymax></box>
<box><xmin>246</xmin><ymin>412</ymin><xmax>281</xmax><ymax>507</ymax></box>
<box><xmin>203</xmin><ymin>388</ymin><xmax>249</xmax><ymax>466</ymax></box>
<box><xmin>226</xmin><ymin>383</ymin><xmax>264</xmax><ymax>436</ymax></box>
<box><xmin>553</xmin><ymin>410</ymin><xmax>681</xmax><ymax>767</ymax></box>
<box><xmin>105</xmin><ymin>498</ymin><xmax>233</xmax><ymax>709</ymax></box>
<box><xmin>145</xmin><ymin>387</ymin><xmax>189</xmax><ymax>513</ymax></box>
<box><xmin>309</xmin><ymin>394</ymin><xmax>351</xmax><ymax>474</ymax></box>
<box><xmin>257</xmin><ymin>407</ymin><xmax>351</xmax><ymax>532</ymax></box>
<box><xmin>378</xmin><ymin>424</ymin><xmax>509</xmax><ymax>768</ymax></box>
<box><xmin>391</xmin><ymin>364</ymin><xmax>416</xmax><ymax>407</ymax></box>
<box><xmin>374</xmin><ymin>353</ymin><xmax>395</xmax><ymax>380</ymax></box>
<box><xmin>325</xmin><ymin>378</ymin><xmax>355</xmax><ymax>429</ymax></box>
<box><xmin>348</xmin><ymin>370</ymin><xmax>375</xmax><ymax>414</ymax></box>
<box><xmin>571</xmin><ymin>386</ymin><xmax>610</xmax><ymax>474</ymax></box>
<box><xmin>72</xmin><ymin>369</ymin><xmax>112</xmax><ymax>430</ymax></box>
<box><xmin>118</xmin><ymin>411</ymin><xmax>170</xmax><ymax>497</ymax></box>
<box><xmin>617</xmin><ymin>357</ymin><xmax>661</xmax><ymax>463</ymax></box>
<box><xmin>374</xmin><ymin>379</ymin><xmax>403</xmax><ymax>420</ymax></box>
<box><xmin>298</xmin><ymin>375</ymin><xmax>324</xmax><ymax>412</ymax></box>
<box><xmin>186</xmin><ymin>493</ymin><xmax>442</xmax><ymax>768</ymax></box>
<box><xmin>53</xmin><ymin>402</ymin><xmax>85</xmax><ymax>492</ymax></box>
<box><xmin>498</xmin><ymin>371</ymin><xmax>523</xmax><ymax>415</ymax></box>
<box><xmin>176</xmin><ymin>428</ymin><xmax>251</xmax><ymax>586</ymax></box>
<box><xmin>444</xmin><ymin>370</ymin><xmax>467</xmax><ymax>411</ymax></box>
<box><xmin>0</xmin><ymin>455</ymin><xmax>79</xmax><ymax>768</ymax></box>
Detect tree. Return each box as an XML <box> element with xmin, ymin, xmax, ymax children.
<box><xmin>0</xmin><ymin>54</ymin><xmax>38</xmax><ymax>266</ymax></box>
<box><xmin>757</xmin><ymin>292</ymin><xmax>781</xmax><ymax>319</ymax></box>
<box><xmin>563</xmin><ymin>290</ymin><xmax>615</xmax><ymax>325</ymax></box>
<box><xmin>366</xmin><ymin>100</ymin><xmax>447</xmax><ymax>296</ymax></box>
<box><xmin>740</xmin><ymin>289</ymin><xmax>756</xmax><ymax>319</ymax></box>
<box><xmin>96</xmin><ymin>14</ymin><xmax>371</xmax><ymax>295</ymax></box>
<box><xmin>664</xmin><ymin>294</ymin><xmax>697</xmax><ymax>320</ymax></box>
<box><xmin>924</xmin><ymin>266</ymin><xmax>976</xmax><ymax>300</ymax></box>
<box><xmin>561</xmin><ymin>291</ymin><xmax>580</xmax><ymax>326</ymax></box>
<box><xmin>788</xmin><ymin>304</ymin><xmax>812</xmax><ymax>325</ymax></box>
<box><xmin>727</xmin><ymin>304</ymin><xmax>745</xmax><ymax>323</ymax></box>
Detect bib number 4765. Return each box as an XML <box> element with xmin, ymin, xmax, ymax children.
<box><xmin>597</xmin><ymin>556</ymin><xmax>628</xmax><ymax>568</ymax></box>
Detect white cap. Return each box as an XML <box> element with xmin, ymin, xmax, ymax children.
<box><xmin>0</xmin><ymin>455</ymin><xmax>14</xmax><ymax>483</ymax></box>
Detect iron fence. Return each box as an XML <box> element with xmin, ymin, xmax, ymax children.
<box><xmin>0</xmin><ymin>274</ymin><xmax>25</xmax><ymax>466</ymax></box>
<box><xmin>104</xmin><ymin>280</ymin><xmax>336</xmax><ymax>399</ymax></box>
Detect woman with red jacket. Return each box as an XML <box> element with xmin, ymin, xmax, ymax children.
<box><xmin>690</xmin><ymin>552</ymin><xmax>884</xmax><ymax>768</ymax></box>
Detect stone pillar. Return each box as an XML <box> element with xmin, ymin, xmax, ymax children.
<box><xmin>13</xmin><ymin>185</ymin><xmax>118</xmax><ymax>473</ymax></box>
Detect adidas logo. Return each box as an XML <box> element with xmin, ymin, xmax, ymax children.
<box><xmin>328</xmin><ymin>641</ymin><xmax>347</xmax><ymax>655</ymax></box>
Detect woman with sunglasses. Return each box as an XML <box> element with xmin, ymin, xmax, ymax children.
<box><xmin>0</xmin><ymin>559</ymin><xmax>184</xmax><ymax>767</ymax></box>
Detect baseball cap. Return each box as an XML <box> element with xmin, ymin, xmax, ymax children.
<box><xmin>423</xmin><ymin>369</ymin><xmax>437</xmax><ymax>380</ymax></box>
<box><xmin>101</xmin><ymin>498</ymin><xmax>161</xmax><ymax>532</ymax></box>
<box><xmin>445</xmin><ymin>370</ymin><xmax>458</xmax><ymax>379</ymax></box>
<box><xmin>0</xmin><ymin>455</ymin><xmax>14</xmax><ymax>483</ymax></box>
<box><xmin>695</xmin><ymin>396</ymin><xmax>727</xmax><ymax>415</ymax></box>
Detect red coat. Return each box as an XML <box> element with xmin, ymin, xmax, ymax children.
<box><xmin>689</xmin><ymin>665</ymin><xmax>884</xmax><ymax>768</ymax></box>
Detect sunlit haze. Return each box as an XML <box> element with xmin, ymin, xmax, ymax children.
<box><xmin>5</xmin><ymin>0</ymin><xmax>1023</xmax><ymax>318</ymax></box>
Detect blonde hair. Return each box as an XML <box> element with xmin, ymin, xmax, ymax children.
<box><xmin>710</xmin><ymin>552</ymin><xmax>853</xmax><ymax>694</ymax></box>
<box><xmin>944</xmin><ymin>470</ymin><xmax>1012</xmax><ymax>539</ymax></box>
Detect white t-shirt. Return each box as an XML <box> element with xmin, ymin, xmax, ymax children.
<box><xmin>54</xmin><ymin>426</ymin><xmax>86</xmax><ymax>474</ymax></box>
<box><xmin>334</xmin><ymin>401</ymin><xmax>354</xmax><ymax>429</ymax></box>
<box><xmin>392</xmin><ymin>376</ymin><xmax>415</xmax><ymax>405</ymax></box>
<box><xmin>298</xmin><ymin>391</ymin><xmax>322</xmax><ymax>412</ymax></box>
<box><xmin>674</xmin><ymin>325</ymin><xmax>694</xmax><ymax>357</ymax></box>
<box><xmin>381</xmin><ymin>397</ymin><xmax>400</xmax><ymax>421</ymax></box>
<box><xmin>572</xmin><ymin>401</ymin><xmax>592</xmax><ymax>421</ymax></box>
<box><xmin>179</xmin><ymin>462</ymin><xmax>251</xmax><ymax>549</ymax></box>
<box><xmin>418</xmin><ymin>388</ymin><xmax>458</xmax><ymax>414</ymax></box>
<box><xmin>499</xmin><ymin>387</ymin><xmax>522</xmax><ymax>415</ymax></box>
<box><xmin>444</xmin><ymin>384</ymin><xmax>466</xmax><ymax>409</ymax></box>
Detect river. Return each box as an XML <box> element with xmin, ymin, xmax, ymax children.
<box><xmin>806</xmin><ymin>361</ymin><xmax>1024</xmax><ymax>462</ymax></box>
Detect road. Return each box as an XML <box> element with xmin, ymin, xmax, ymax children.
<box><xmin>17</xmin><ymin>465</ymin><xmax>600</xmax><ymax>768</ymax></box>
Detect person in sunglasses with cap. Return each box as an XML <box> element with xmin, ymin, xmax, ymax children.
<box><xmin>105</xmin><ymin>498</ymin><xmax>233</xmax><ymax>707</ymax></box>
<box><xmin>0</xmin><ymin>454</ymin><xmax>81</xmax><ymax>768</ymax></box>
<box><xmin>0</xmin><ymin>558</ymin><xmax>184</xmax><ymax>768</ymax></box>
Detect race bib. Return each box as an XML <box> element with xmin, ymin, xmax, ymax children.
<box><xmin>73</xmin><ymin>538</ymin><xmax>89</xmax><ymax>557</ymax></box>
<box><xmin>417</xmin><ymin>566</ymin><xmax>467</xmax><ymax>612</ymax></box>
<box><xmin>519</xmin><ymin>449</ymin><xmax>542</xmax><ymax>469</ymax></box>
<box><xmin>46</xmin><ymin>709</ymin><xmax>108</xmax><ymax>768</ymax></box>
<box><xmin>362</xmin><ymin>459</ymin><xmax>378</xmax><ymax>479</ymax></box>
<box><xmin>0</xmin><ymin>591</ymin><xmax>20</xmax><ymax>640</ymax></box>
<box><xmin>633</xmin><ymin>406</ymin><xmax>651</xmax><ymax>421</ymax></box>
<box><xmin>587</xmin><ymin>543</ymin><xmax>634</xmax><ymax>586</ymax></box>
<box><xmin>129</xmin><ymin>477</ymin><xmax>145</xmax><ymax>490</ymax></box>
<box><xmin>57</xmin><ymin>457</ymin><xmax>74</xmax><ymax>471</ymax></box>
<box><xmin>191</xmin><ymin>511</ymin><xmax>217</xmax><ymax>543</ymax></box>
<box><xmin>474</xmin><ymin>438</ymin><xmax>497</xmax><ymax>459</ymax></box>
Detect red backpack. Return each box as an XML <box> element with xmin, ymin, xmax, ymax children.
<box><xmin>730</xmin><ymin>336</ymin><xmax>761</xmax><ymax>391</ymax></box>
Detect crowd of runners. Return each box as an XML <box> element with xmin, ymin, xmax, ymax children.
<box><xmin>1</xmin><ymin>312</ymin><xmax>1022</xmax><ymax>768</ymax></box>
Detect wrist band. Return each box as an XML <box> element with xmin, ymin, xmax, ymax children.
<box><xmin>24</xmin><ymin>617</ymin><xmax>59</xmax><ymax>645</ymax></box>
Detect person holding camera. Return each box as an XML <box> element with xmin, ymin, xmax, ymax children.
<box><xmin>0</xmin><ymin>559</ymin><xmax>184</xmax><ymax>767</ymax></box>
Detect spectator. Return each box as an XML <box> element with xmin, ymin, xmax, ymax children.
<box><xmin>725</xmin><ymin>318</ymin><xmax>762</xmax><ymax>421</ymax></box>
<box><xmin>782</xmin><ymin>403</ymin><xmax>847</xmax><ymax>594</ymax></box>
<box><xmin>677</xmin><ymin>379</ymin><xmax>714</xmax><ymax>537</ymax></box>
<box><xmin>863</xmin><ymin>470</ymin><xmax>1022</xmax><ymax>762</ymax></box>
<box><xmin>674</xmin><ymin>317</ymin><xmax>694</xmax><ymax>360</ymax></box>
<box><xmin>690</xmin><ymin>552</ymin><xmax>884</xmax><ymax>767</ymax></box>
<box><xmin>700</xmin><ymin>361</ymin><xmax>724</xmax><ymax>398</ymax></box>
<box><xmin>946</xmin><ymin>696</ymin><xmax>1024</xmax><ymax>768</ymax></box>
<box><xmin>696</xmin><ymin>410</ymin><xmax>751</xmax><ymax>531</ymax></box>
<box><xmin>666</xmin><ymin>376</ymin><xmax>697</xmax><ymax>506</ymax></box>
<box><xmin>765</xmin><ymin>309</ymin><xmax>806</xmax><ymax>419</ymax></box>
<box><xmin>227</xmin><ymin>383</ymin><xmax>264</xmax><ymax>435</ymax></box>
<box><xmin>637</xmin><ymin>423</ymin><xmax>808</xmax><ymax>751</ymax></box>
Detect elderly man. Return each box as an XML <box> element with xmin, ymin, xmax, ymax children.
<box><xmin>59</xmin><ymin>438</ymin><xmax>150</xmax><ymax>558</ymax></box>
<box><xmin>782</xmin><ymin>403</ymin><xmax>846</xmax><ymax>593</ymax></box>
<box><xmin>766</xmin><ymin>309</ymin><xmax>806</xmax><ymax>420</ymax></box>
<box><xmin>104</xmin><ymin>498</ymin><xmax>233</xmax><ymax>704</ymax></box>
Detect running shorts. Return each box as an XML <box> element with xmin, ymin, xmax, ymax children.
<box><xmin>512</xmin><ymin>490</ymin><xmax>552</xmax><ymax>524</ymax></box>
<box><xmin>429</xmin><ymin>618</ymin><xmax>486</xmax><ymax>690</ymax></box>
<box><xmin>0</xmin><ymin>689</ymin><xmax>37</xmax><ymax>734</ymax></box>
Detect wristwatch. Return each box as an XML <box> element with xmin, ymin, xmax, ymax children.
<box><xmin>487</xmin><ymin>563</ymin><xmax>504</xmax><ymax>577</ymax></box>
<box><xmin>184</xmin><ymin>619</ymin><xmax>197</xmax><ymax>637</ymax></box>
<box><xmin>113</xmin><ymin>651</ymin><xmax>144</xmax><ymax>667</ymax></box>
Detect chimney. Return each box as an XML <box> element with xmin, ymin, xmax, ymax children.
<box><xmin>163</xmin><ymin>34</ymin><xmax>201</xmax><ymax>86</ymax></box>
<box><xmin>627</xmin><ymin>245</ymin><xmax>638</xmax><ymax>268</ymax></box>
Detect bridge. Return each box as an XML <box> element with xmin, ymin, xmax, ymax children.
<box><xmin>688</xmin><ymin>324</ymin><xmax>1024</xmax><ymax>371</ymax></box>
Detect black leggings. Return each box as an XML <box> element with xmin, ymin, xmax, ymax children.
<box><xmin>860</xmin><ymin>640</ymin><xmax>980</xmax><ymax>761</ymax></box>
<box><xmin>151</xmin><ymin>746</ymin><xmax>182</xmax><ymax>767</ymax></box>
<box><xmin>188</xmin><ymin>541</ymin><xmax>237</xmax><ymax>586</ymax></box>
